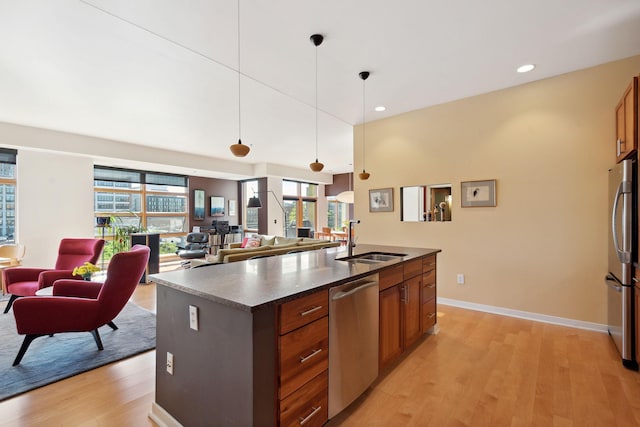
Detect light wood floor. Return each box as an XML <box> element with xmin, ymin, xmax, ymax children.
<box><xmin>1</xmin><ymin>286</ymin><xmax>639</xmax><ymax>426</ymax></box>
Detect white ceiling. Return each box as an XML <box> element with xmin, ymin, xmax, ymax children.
<box><xmin>1</xmin><ymin>0</ymin><xmax>639</xmax><ymax>178</ymax></box>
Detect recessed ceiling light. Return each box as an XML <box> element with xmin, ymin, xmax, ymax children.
<box><xmin>517</xmin><ymin>64</ymin><xmax>535</xmax><ymax>73</ymax></box>
<box><xmin>375</xmin><ymin>106</ymin><xmax>386</xmax><ymax>112</ymax></box>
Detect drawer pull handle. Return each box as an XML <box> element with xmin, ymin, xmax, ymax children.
<box><xmin>299</xmin><ymin>349</ymin><xmax>322</xmax><ymax>363</ymax></box>
<box><xmin>426</xmin><ymin>284</ymin><xmax>435</xmax><ymax>289</ymax></box>
<box><xmin>300</xmin><ymin>306</ymin><xmax>323</xmax><ymax>316</ymax></box>
<box><xmin>299</xmin><ymin>406</ymin><xmax>322</xmax><ymax>425</ymax></box>
<box><xmin>426</xmin><ymin>312</ymin><xmax>436</xmax><ymax>319</ymax></box>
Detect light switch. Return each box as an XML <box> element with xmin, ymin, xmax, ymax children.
<box><xmin>166</xmin><ymin>352</ymin><xmax>174</xmax><ymax>375</ymax></box>
<box><xmin>189</xmin><ymin>305</ymin><xmax>199</xmax><ymax>330</ymax></box>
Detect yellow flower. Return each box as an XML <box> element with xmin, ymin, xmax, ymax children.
<box><xmin>72</xmin><ymin>262</ymin><xmax>100</xmax><ymax>277</ymax></box>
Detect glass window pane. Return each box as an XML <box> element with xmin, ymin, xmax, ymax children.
<box><xmin>301</xmin><ymin>183</ymin><xmax>317</xmax><ymax>197</ymax></box>
<box><xmin>95</xmin><ymin>192</ymin><xmax>142</xmax><ymax>212</ymax></box>
<box><xmin>146</xmin><ymin>195</ymin><xmax>186</xmax><ymax>213</ymax></box>
<box><xmin>94</xmin><ymin>167</ymin><xmax>142</xmax><ymax>183</ymax></box>
<box><xmin>146</xmin><ymin>216</ymin><xmax>187</xmax><ymax>234</ymax></box>
<box><xmin>244</xmin><ymin>180</ymin><xmax>259</xmax><ymax>231</ymax></box>
<box><xmin>145</xmin><ymin>173</ymin><xmax>187</xmax><ymax>187</ymax></box>
<box><xmin>282</xmin><ymin>180</ymin><xmax>298</xmax><ymax>196</ymax></box>
<box><xmin>302</xmin><ymin>200</ymin><xmax>316</xmax><ymax>231</ymax></box>
<box><xmin>0</xmin><ymin>183</ymin><xmax>16</xmax><ymax>242</ymax></box>
<box><xmin>146</xmin><ymin>184</ymin><xmax>187</xmax><ymax>193</ymax></box>
<box><xmin>94</xmin><ymin>180</ymin><xmax>141</xmax><ymax>190</ymax></box>
<box><xmin>327</xmin><ymin>199</ymin><xmax>336</xmax><ymax>229</ymax></box>
<box><xmin>284</xmin><ymin>200</ymin><xmax>297</xmax><ymax>237</ymax></box>
<box><xmin>160</xmin><ymin>236</ymin><xmax>183</xmax><ymax>255</ymax></box>
<box><xmin>0</xmin><ymin>163</ymin><xmax>15</xmax><ymax>179</ymax></box>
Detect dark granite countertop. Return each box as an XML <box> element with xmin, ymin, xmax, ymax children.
<box><xmin>150</xmin><ymin>244</ymin><xmax>441</xmax><ymax>312</ymax></box>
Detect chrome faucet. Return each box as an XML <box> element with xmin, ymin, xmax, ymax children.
<box><xmin>347</xmin><ymin>219</ymin><xmax>360</xmax><ymax>258</ymax></box>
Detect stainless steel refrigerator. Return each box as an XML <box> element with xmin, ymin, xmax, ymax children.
<box><xmin>606</xmin><ymin>158</ymin><xmax>638</xmax><ymax>370</ymax></box>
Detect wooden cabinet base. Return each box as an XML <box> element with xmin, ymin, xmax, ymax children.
<box><xmin>279</xmin><ymin>371</ymin><xmax>328</xmax><ymax>427</ymax></box>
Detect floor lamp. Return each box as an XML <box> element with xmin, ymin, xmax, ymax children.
<box><xmin>247</xmin><ymin>191</ymin><xmax>286</xmax><ymax>236</ymax></box>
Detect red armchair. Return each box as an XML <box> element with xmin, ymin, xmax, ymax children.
<box><xmin>3</xmin><ymin>238</ymin><xmax>105</xmax><ymax>313</ymax></box>
<box><xmin>11</xmin><ymin>245</ymin><xmax>150</xmax><ymax>366</ymax></box>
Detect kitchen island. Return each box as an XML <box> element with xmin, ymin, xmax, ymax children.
<box><xmin>149</xmin><ymin>244</ymin><xmax>440</xmax><ymax>427</ymax></box>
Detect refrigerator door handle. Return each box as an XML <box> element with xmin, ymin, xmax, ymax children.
<box><xmin>605</xmin><ymin>275</ymin><xmax>623</xmax><ymax>293</ymax></box>
<box><xmin>611</xmin><ymin>182</ymin><xmax>631</xmax><ymax>264</ymax></box>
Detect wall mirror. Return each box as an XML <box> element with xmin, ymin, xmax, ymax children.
<box><xmin>401</xmin><ymin>184</ymin><xmax>452</xmax><ymax>222</ymax></box>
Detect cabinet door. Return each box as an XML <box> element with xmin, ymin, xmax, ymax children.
<box><xmin>379</xmin><ymin>285</ymin><xmax>402</xmax><ymax>370</ymax></box>
<box><xmin>637</xmin><ymin>284</ymin><xmax>640</xmax><ymax>364</ymax></box>
<box><xmin>615</xmin><ymin>77</ymin><xmax>638</xmax><ymax>163</ymax></box>
<box><xmin>403</xmin><ymin>275</ymin><xmax>422</xmax><ymax>349</ymax></box>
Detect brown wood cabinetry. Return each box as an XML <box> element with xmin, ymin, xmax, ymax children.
<box><xmin>422</xmin><ymin>255</ymin><xmax>437</xmax><ymax>331</ymax></box>
<box><xmin>379</xmin><ymin>284</ymin><xmax>402</xmax><ymax>368</ymax></box>
<box><xmin>379</xmin><ymin>255</ymin><xmax>437</xmax><ymax>371</ymax></box>
<box><xmin>403</xmin><ymin>275</ymin><xmax>422</xmax><ymax>348</ymax></box>
<box><xmin>636</xmin><ymin>282</ymin><xmax>640</xmax><ymax>365</ymax></box>
<box><xmin>615</xmin><ymin>76</ymin><xmax>638</xmax><ymax>163</ymax></box>
<box><xmin>277</xmin><ymin>290</ymin><xmax>329</xmax><ymax>426</ymax></box>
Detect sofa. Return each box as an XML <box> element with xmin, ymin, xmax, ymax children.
<box><xmin>193</xmin><ymin>235</ymin><xmax>340</xmax><ymax>266</ymax></box>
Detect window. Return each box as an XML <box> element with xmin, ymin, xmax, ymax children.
<box><xmin>282</xmin><ymin>180</ymin><xmax>317</xmax><ymax>237</ymax></box>
<box><xmin>243</xmin><ymin>179</ymin><xmax>259</xmax><ymax>232</ymax></box>
<box><xmin>0</xmin><ymin>149</ymin><xmax>17</xmax><ymax>243</ymax></box>
<box><xmin>327</xmin><ymin>197</ymin><xmax>349</xmax><ymax>231</ymax></box>
<box><xmin>94</xmin><ymin>166</ymin><xmax>187</xmax><ymax>260</ymax></box>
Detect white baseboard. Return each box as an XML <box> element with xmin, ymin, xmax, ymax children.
<box><xmin>149</xmin><ymin>402</ymin><xmax>183</xmax><ymax>427</ymax></box>
<box><xmin>437</xmin><ymin>297</ymin><xmax>608</xmax><ymax>333</ymax></box>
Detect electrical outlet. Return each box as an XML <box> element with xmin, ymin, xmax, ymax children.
<box><xmin>189</xmin><ymin>305</ymin><xmax>199</xmax><ymax>331</ymax></box>
<box><xmin>457</xmin><ymin>274</ymin><xmax>465</xmax><ymax>284</ymax></box>
<box><xmin>166</xmin><ymin>352</ymin><xmax>174</xmax><ymax>375</ymax></box>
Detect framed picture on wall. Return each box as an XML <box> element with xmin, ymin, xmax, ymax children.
<box><xmin>228</xmin><ymin>199</ymin><xmax>237</xmax><ymax>217</ymax></box>
<box><xmin>210</xmin><ymin>196</ymin><xmax>225</xmax><ymax>216</ymax></box>
<box><xmin>193</xmin><ymin>189</ymin><xmax>205</xmax><ymax>220</ymax></box>
<box><xmin>369</xmin><ymin>188</ymin><xmax>394</xmax><ymax>212</ymax></box>
<box><xmin>460</xmin><ymin>179</ymin><xmax>497</xmax><ymax>207</ymax></box>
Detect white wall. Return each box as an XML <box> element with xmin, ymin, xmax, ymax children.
<box><xmin>17</xmin><ymin>150</ymin><xmax>95</xmax><ymax>266</ymax></box>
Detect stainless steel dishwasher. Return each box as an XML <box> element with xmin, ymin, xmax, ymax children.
<box><xmin>328</xmin><ymin>273</ymin><xmax>379</xmax><ymax>418</ymax></box>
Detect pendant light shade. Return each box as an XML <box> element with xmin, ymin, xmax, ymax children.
<box><xmin>310</xmin><ymin>160</ymin><xmax>324</xmax><ymax>172</ymax></box>
<box><xmin>247</xmin><ymin>196</ymin><xmax>262</xmax><ymax>208</ymax></box>
<box><xmin>309</xmin><ymin>34</ymin><xmax>324</xmax><ymax>172</ymax></box>
<box><xmin>336</xmin><ymin>172</ymin><xmax>354</xmax><ymax>203</ymax></box>
<box><xmin>358</xmin><ymin>71</ymin><xmax>370</xmax><ymax>180</ymax></box>
<box><xmin>230</xmin><ymin>0</ymin><xmax>250</xmax><ymax>158</ymax></box>
<box><xmin>230</xmin><ymin>140</ymin><xmax>250</xmax><ymax>157</ymax></box>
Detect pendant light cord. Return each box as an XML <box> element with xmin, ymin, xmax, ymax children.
<box><xmin>237</xmin><ymin>0</ymin><xmax>242</xmax><ymax>142</ymax></box>
<box><xmin>315</xmin><ymin>44</ymin><xmax>318</xmax><ymax>160</ymax></box>
<box><xmin>362</xmin><ymin>76</ymin><xmax>366</xmax><ymax>171</ymax></box>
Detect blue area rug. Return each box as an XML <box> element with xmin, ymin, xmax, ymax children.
<box><xmin>0</xmin><ymin>302</ymin><xmax>156</xmax><ymax>402</ymax></box>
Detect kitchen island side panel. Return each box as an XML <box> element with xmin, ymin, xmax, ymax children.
<box><xmin>155</xmin><ymin>285</ymin><xmax>276</xmax><ymax>426</ymax></box>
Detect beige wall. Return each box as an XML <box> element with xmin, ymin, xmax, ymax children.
<box><xmin>354</xmin><ymin>55</ymin><xmax>640</xmax><ymax>324</ymax></box>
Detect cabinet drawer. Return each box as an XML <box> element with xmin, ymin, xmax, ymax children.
<box><xmin>279</xmin><ymin>290</ymin><xmax>329</xmax><ymax>335</ymax></box>
<box><xmin>379</xmin><ymin>265</ymin><xmax>403</xmax><ymax>291</ymax></box>
<box><xmin>422</xmin><ymin>298</ymin><xmax>437</xmax><ymax>330</ymax></box>
<box><xmin>422</xmin><ymin>268</ymin><xmax>436</xmax><ymax>287</ymax></box>
<box><xmin>279</xmin><ymin>317</ymin><xmax>329</xmax><ymax>399</ymax></box>
<box><xmin>403</xmin><ymin>259</ymin><xmax>422</xmax><ymax>280</ymax></box>
<box><xmin>422</xmin><ymin>255</ymin><xmax>436</xmax><ymax>273</ymax></box>
<box><xmin>423</xmin><ymin>279</ymin><xmax>436</xmax><ymax>302</ymax></box>
<box><xmin>279</xmin><ymin>371</ymin><xmax>328</xmax><ymax>427</ymax></box>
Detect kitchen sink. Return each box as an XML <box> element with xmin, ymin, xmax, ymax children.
<box><xmin>354</xmin><ymin>252</ymin><xmax>407</xmax><ymax>261</ymax></box>
<box><xmin>336</xmin><ymin>252</ymin><xmax>407</xmax><ymax>263</ymax></box>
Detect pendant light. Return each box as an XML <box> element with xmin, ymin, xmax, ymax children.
<box><xmin>336</xmin><ymin>171</ymin><xmax>354</xmax><ymax>204</ymax></box>
<box><xmin>358</xmin><ymin>71</ymin><xmax>370</xmax><ymax>180</ymax></box>
<box><xmin>309</xmin><ymin>34</ymin><xmax>324</xmax><ymax>172</ymax></box>
<box><xmin>229</xmin><ymin>0</ymin><xmax>250</xmax><ymax>157</ymax></box>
